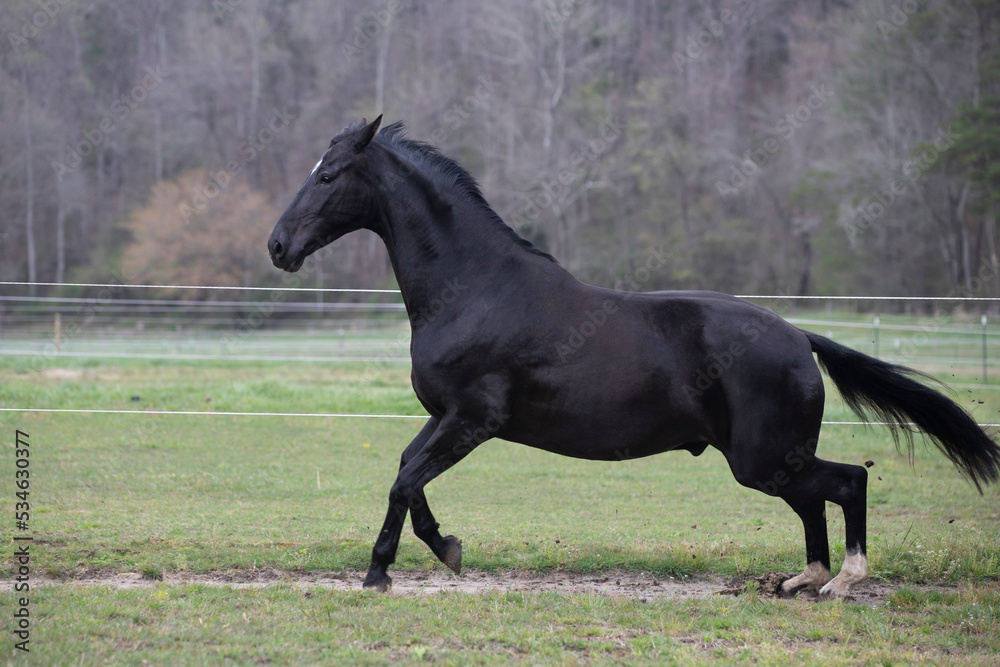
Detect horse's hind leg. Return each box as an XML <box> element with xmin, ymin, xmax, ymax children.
<box><xmin>780</xmin><ymin>498</ymin><xmax>832</xmax><ymax>594</ymax></box>
<box><xmin>776</xmin><ymin>458</ymin><xmax>869</xmax><ymax>597</ymax></box>
<box><xmin>813</xmin><ymin>460</ymin><xmax>868</xmax><ymax>596</ymax></box>
<box><xmin>726</xmin><ymin>432</ymin><xmax>869</xmax><ymax>597</ymax></box>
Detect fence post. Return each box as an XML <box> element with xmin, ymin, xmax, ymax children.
<box><xmin>983</xmin><ymin>313</ymin><xmax>988</xmax><ymax>383</ymax></box>
<box><xmin>873</xmin><ymin>315</ymin><xmax>880</xmax><ymax>357</ymax></box>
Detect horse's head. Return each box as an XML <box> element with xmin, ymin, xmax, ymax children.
<box><xmin>268</xmin><ymin>115</ymin><xmax>383</xmax><ymax>272</ymax></box>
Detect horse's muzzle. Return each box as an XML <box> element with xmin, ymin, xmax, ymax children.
<box><xmin>267</xmin><ymin>229</ymin><xmax>300</xmax><ymax>272</ymax></box>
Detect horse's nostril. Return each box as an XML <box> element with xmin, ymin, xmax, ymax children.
<box><xmin>271</xmin><ymin>240</ymin><xmax>283</xmax><ymax>257</ymax></box>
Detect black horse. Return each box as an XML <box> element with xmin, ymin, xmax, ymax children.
<box><xmin>268</xmin><ymin>116</ymin><xmax>1000</xmax><ymax>596</ymax></box>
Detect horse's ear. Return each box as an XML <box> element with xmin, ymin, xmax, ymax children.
<box><xmin>354</xmin><ymin>115</ymin><xmax>383</xmax><ymax>153</ymax></box>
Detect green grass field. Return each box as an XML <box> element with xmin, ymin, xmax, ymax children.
<box><xmin>1</xmin><ymin>318</ymin><xmax>999</xmax><ymax>664</ymax></box>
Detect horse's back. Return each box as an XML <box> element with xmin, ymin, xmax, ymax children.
<box><xmin>635</xmin><ymin>290</ymin><xmax>826</xmax><ymax>456</ymax></box>
<box><xmin>492</xmin><ymin>285</ymin><xmax>823</xmax><ymax>458</ymax></box>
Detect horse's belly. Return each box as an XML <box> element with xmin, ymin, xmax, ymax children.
<box><xmin>504</xmin><ymin>421</ymin><xmax>707</xmax><ymax>461</ymax></box>
<box><xmin>499</xmin><ymin>378</ymin><xmax>713</xmax><ymax>460</ymax></box>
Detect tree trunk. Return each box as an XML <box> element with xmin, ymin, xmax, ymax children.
<box><xmin>154</xmin><ymin>107</ymin><xmax>164</xmax><ymax>183</ymax></box>
<box><xmin>21</xmin><ymin>66</ymin><xmax>36</xmax><ymax>294</ymax></box>
<box><xmin>797</xmin><ymin>234</ymin><xmax>813</xmax><ymax>296</ymax></box>
<box><xmin>375</xmin><ymin>18</ymin><xmax>392</xmax><ymax>113</ymax></box>
<box><xmin>56</xmin><ymin>187</ymin><xmax>65</xmax><ymax>285</ymax></box>
<box><xmin>956</xmin><ymin>179</ymin><xmax>972</xmax><ymax>291</ymax></box>
<box><xmin>241</xmin><ymin>7</ymin><xmax>264</xmax><ymax>188</ymax></box>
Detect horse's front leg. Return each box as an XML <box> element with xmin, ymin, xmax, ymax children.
<box><xmin>362</xmin><ymin>414</ymin><xmax>482</xmax><ymax>591</ymax></box>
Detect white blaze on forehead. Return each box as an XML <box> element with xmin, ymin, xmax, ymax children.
<box><xmin>310</xmin><ymin>156</ymin><xmax>324</xmax><ymax>175</ymax></box>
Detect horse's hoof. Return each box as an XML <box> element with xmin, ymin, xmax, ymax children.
<box><xmin>442</xmin><ymin>535</ymin><xmax>462</xmax><ymax>575</ymax></box>
<box><xmin>778</xmin><ymin>581</ymin><xmax>803</xmax><ymax>598</ymax></box>
<box><xmin>362</xmin><ymin>571</ymin><xmax>392</xmax><ymax>592</ymax></box>
<box><xmin>817</xmin><ymin>582</ymin><xmax>855</xmax><ymax>601</ymax></box>
<box><xmin>817</xmin><ymin>589</ymin><xmax>855</xmax><ymax>603</ymax></box>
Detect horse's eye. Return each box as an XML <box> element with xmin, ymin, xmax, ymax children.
<box><xmin>320</xmin><ymin>174</ymin><xmax>332</xmax><ymax>184</ymax></box>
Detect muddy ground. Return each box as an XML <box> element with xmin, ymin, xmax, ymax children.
<box><xmin>18</xmin><ymin>568</ymin><xmax>958</xmax><ymax>605</ymax></box>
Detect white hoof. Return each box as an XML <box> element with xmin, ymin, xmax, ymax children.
<box><xmin>780</xmin><ymin>561</ymin><xmax>831</xmax><ymax>594</ymax></box>
<box><xmin>819</xmin><ymin>552</ymin><xmax>867</xmax><ymax>597</ymax></box>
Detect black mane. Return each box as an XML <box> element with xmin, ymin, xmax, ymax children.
<box><xmin>374</xmin><ymin>122</ymin><xmax>556</xmax><ymax>263</ymax></box>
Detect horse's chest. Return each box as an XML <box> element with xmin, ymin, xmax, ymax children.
<box><xmin>410</xmin><ymin>366</ymin><xmax>447</xmax><ymax>418</ymax></box>
<box><xmin>408</xmin><ymin>354</ymin><xmax>479</xmax><ymax>418</ymax></box>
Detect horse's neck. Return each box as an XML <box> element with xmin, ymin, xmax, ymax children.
<box><xmin>374</xmin><ymin>179</ymin><xmax>555</xmax><ymax>320</ymax></box>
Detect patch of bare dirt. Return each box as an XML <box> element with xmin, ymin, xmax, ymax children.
<box><xmin>27</xmin><ymin>568</ymin><xmax>716</xmax><ymax>599</ymax></box>
<box><xmin>41</xmin><ymin>368</ymin><xmax>83</xmax><ymax>379</ymax></box>
<box><xmin>717</xmin><ymin>571</ymin><xmax>958</xmax><ymax>605</ymax></box>
<box><xmin>13</xmin><ymin>568</ymin><xmax>957</xmax><ymax>603</ymax></box>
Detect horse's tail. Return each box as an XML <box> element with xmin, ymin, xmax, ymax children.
<box><xmin>803</xmin><ymin>329</ymin><xmax>1000</xmax><ymax>493</ymax></box>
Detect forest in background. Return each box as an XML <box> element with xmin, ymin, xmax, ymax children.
<box><xmin>2</xmin><ymin>0</ymin><xmax>999</xmax><ymax>305</ymax></box>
